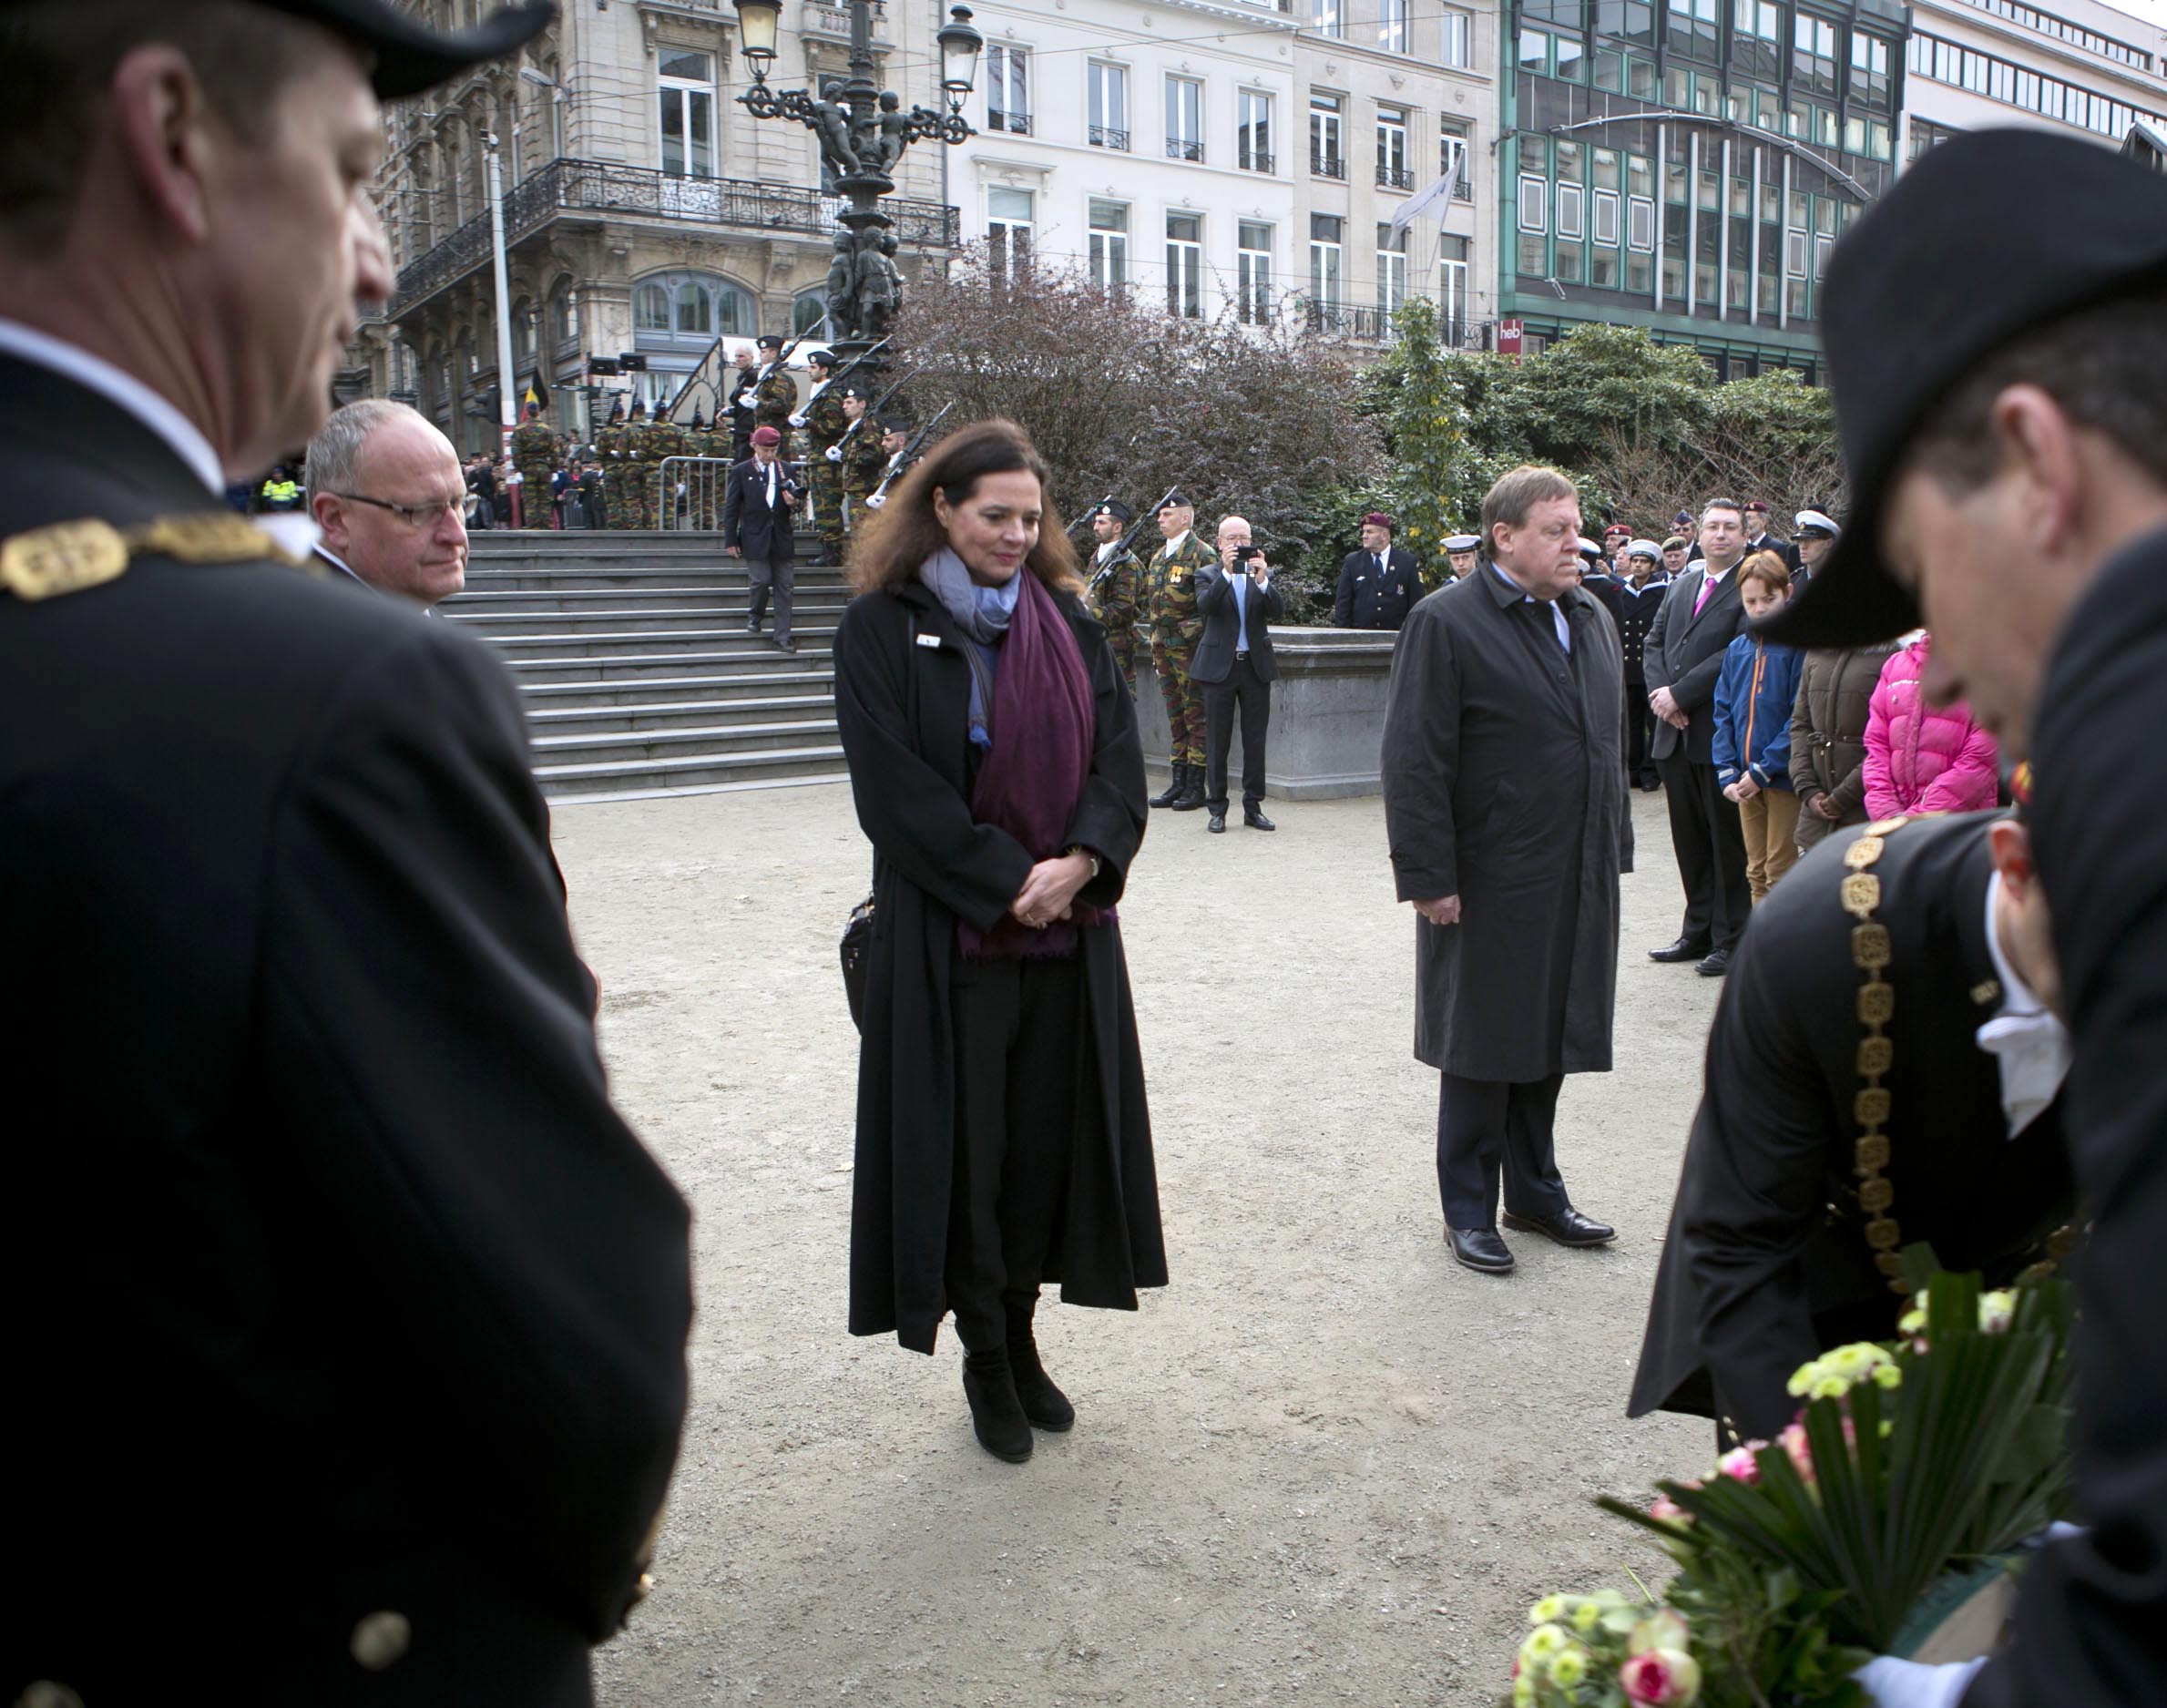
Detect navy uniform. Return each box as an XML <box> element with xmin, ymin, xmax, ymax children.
<box><xmin>1616</xmin><ymin>541</ymin><xmax>1671</xmax><ymax>790</ymax></box>
<box><xmin>1439</xmin><ymin>533</ymin><xmax>1480</xmax><ymax>584</ymax></box>
<box><xmin>1</xmin><ymin>9</ymin><xmax>692</xmax><ymax>1680</ymax></box>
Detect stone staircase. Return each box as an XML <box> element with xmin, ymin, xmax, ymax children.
<box><xmin>441</xmin><ymin>532</ymin><xmax>849</xmax><ymax>801</ymax></box>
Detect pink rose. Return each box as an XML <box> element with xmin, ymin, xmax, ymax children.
<box><xmin>1620</xmin><ymin>1649</ymin><xmax>1702</xmax><ymax>1705</ymax></box>
<box><xmin>1716</xmin><ymin>1445</ymin><xmax>1763</xmax><ymax>1485</ymax></box>
<box><xmin>1650</xmin><ymin>1494</ymin><xmax>1689</xmax><ymax>1523</ymax></box>
<box><xmin>1778</xmin><ymin>1421</ymin><xmax>1814</xmax><ymax>1485</ymax></box>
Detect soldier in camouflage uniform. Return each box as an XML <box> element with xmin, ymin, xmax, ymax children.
<box><xmin>727</xmin><ymin>353</ymin><xmax>760</xmax><ymax>463</ymax></box>
<box><xmin>646</xmin><ymin>407</ymin><xmax>686</xmax><ymax>529</ymax></box>
<box><xmin>828</xmin><ymin>384</ymin><xmax>887</xmax><ymax>547</ymax></box>
<box><xmin>793</xmin><ymin>350</ymin><xmax>848</xmax><ymax>563</ymax></box>
<box><xmin>510</xmin><ymin>402</ymin><xmax>557</xmax><ymax>529</ymax></box>
<box><xmin>591</xmin><ymin>401</ymin><xmax>627</xmax><ymax>528</ymax></box>
<box><xmin>682</xmin><ymin>411</ymin><xmax>718</xmax><ymax>528</ymax></box>
<box><xmin>1083</xmin><ymin>498</ymin><xmax>1146</xmax><ymax>697</ymax></box>
<box><xmin>748</xmin><ymin>334</ymin><xmax>798</xmax><ymax>457</ymax></box>
<box><xmin>1144</xmin><ymin>491</ymin><xmax>1212</xmax><ymax>810</ymax></box>
<box><xmin>620</xmin><ymin>400</ymin><xmax>655</xmax><ymax>529</ymax></box>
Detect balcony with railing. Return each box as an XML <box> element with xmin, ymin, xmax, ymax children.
<box><xmin>388</xmin><ymin>158</ymin><xmax>962</xmax><ymax>318</ymax></box>
<box><xmin>1376</xmin><ymin>163</ymin><xmax>1415</xmax><ymax>189</ymax></box>
<box><xmin>987</xmin><ymin>110</ymin><xmax>1032</xmax><ymax>135</ymax></box>
<box><xmin>1089</xmin><ymin>124</ymin><xmax>1129</xmax><ymax>149</ymax></box>
<box><xmin>1303</xmin><ymin>301</ymin><xmax>1392</xmax><ymax>343</ymax></box>
<box><xmin>1166</xmin><ymin>136</ymin><xmax>1205</xmax><ymax>161</ymax></box>
<box><xmin>1240</xmin><ymin>148</ymin><xmax>1275</xmax><ymax>172</ymax></box>
<box><xmin>1310</xmin><ymin>147</ymin><xmax>1345</xmax><ymax>179</ymax></box>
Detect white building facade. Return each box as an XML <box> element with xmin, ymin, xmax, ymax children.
<box><xmin>1900</xmin><ymin>0</ymin><xmax>2167</xmax><ymax>162</ymax></box>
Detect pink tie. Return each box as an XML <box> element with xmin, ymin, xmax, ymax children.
<box><xmin>1692</xmin><ymin>573</ymin><xmax>1714</xmax><ymax>617</ymax></box>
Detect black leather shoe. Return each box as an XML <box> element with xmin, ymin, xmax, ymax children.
<box><xmin>774</xmin><ymin>639</ymin><xmax>796</xmax><ymax>655</ymax></box>
<box><xmin>1502</xmin><ymin>1206</ymin><xmax>1616</xmax><ymax>1248</ymax></box>
<box><xmin>961</xmin><ymin>1350</ymin><xmax>1034</xmax><ymax>1462</ymax></box>
<box><xmin>1149</xmin><ymin>764</ymin><xmax>1185</xmax><ymax>810</ymax></box>
<box><xmin>1648</xmin><ymin>936</ymin><xmax>1712</xmax><ymax>963</ymax></box>
<box><xmin>1697</xmin><ymin>949</ymin><xmax>1732</xmax><ymax>977</ymax></box>
<box><xmin>745</xmin><ymin>616</ymin><xmax>760</xmax><ymax>634</ymax></box>
<box><xmin>1207</xmin><ymin>812</ymin><xmax>1226</xmax><ymax>833</ymax></box>
<box><xmin>1243</xmin><ymin>809</ymin><xmax>1276</xmax><ymax>831</ymax></box>
<box><xmin>1004</xmin><ymin>1301</ymin><xmax>1075</xmax><ymax>1432</ymax></box>
<box><xmin>1446</xmin><ymin>1226</ymin><xmax>1515</xmax><ymax>1273</ymax></box>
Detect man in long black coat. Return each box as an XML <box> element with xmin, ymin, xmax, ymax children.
<box><xmin>1</xmin><ymin>8</ymin><xmax>691</xmax><ymax>1702</ymax></box>
<box><xmin>1642</xmin><ymin>501</ymin><xmax>1752</xmax><ymax>977</ymax></box>
<box><xmin>1629</xmin><ymin>811</ymin><xmax>2073</xmax><ymax>1441</ymax></box>
<box><xmin>1750</xmin><ymin>130</ymin><xmax>2167</xmax><ymax>1706</ymax></box>
<box><xmin>1382</xmin><ymin>466</ymin><xmax>1629</xmax><ymax>1276</ymax></box>
<box><xmin>721</xmin><ymin>423</ymin><xmax>800</xmax><ymax>653</ymax></box>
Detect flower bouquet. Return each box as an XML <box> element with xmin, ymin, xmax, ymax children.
<box><xmin>1503</xmin><ymin>1268</ymin><xmax>2075</xmax><ymax>1706</ymax></box>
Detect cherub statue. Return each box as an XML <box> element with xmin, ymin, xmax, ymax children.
<box><xmin>867</xmin><ymin>92</ymin><xmax>912</xmax><ymax>176</ymax></box>
<box><xmin>854</xmin><ymin>230</ymin><xmax>902</xmax><ymax>338</ymax></box>
<box><xmin>809</xmin><ymin>97</ymin><xmax>860</xmax><ymax>179</ymax></box>
<box><xmin>825</xmin><ymin>230</ymin><xmax>861</xmax><ymax>338</ymax></box>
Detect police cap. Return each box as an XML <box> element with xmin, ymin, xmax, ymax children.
<box><xmin>1444</xmin><ymin>535</ymin><xmax>1480</xmax><ymax>552</ymax></box>
<box><xmin>159</xmin><ymin>0</ymin><xmax>560</xmax><ymax>100</ymax></box>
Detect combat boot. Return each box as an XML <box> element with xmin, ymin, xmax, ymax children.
<box><xmin>1170</xmin><ymin>766</ymin><xmax>1207</xmax><ymax>812</ymax></box>
<box><xmin>1150</xmin><ymin>762</ymin><xmax>1185</xmax><ymax>809</ymax></box>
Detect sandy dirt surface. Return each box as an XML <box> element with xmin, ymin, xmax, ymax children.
<box><xmin>553</xmin><ymin>782</ymin><xmax>1721</xmax><ymax>1707</ymax></box>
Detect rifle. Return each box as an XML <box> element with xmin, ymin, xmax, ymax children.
<box><xmin>863</xmin><ymin>403</ymin><xmax>955</xmax><ymax>510</ymax></box>
<box><xmin>1089</xmin><ymin>485</ymin><xmax>1181</xmax><ymax>600</ymax></box>
<box><xmin>1068</xmin><ymin>492</ymin><xmax>1117</xmax><ymax>541</ymax></box>
<box><xmin>789</xmin><ymin>336</ymin><xmax>893</xmax><ymax>428</ymax></box>
<box><xmin>825</xmin><ymin>366</ymin><xmax>919</xmax><ymax>462</ymax></box>
<box><xmin>733</xmin><ymin>332</ymin><xmax>811</xmax><ymax>411</ymax></box>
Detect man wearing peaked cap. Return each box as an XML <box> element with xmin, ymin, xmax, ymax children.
<box><xmin>1084</xmin><ymin>496</ymin><xmax>1147</xmax><ymax>693</ymax></box>
<box><xmin>1143</xmin><ymin>490</ymin><xmax>1215</xmax><ymax>808</ymax></box>
<box><xmin>1789</xmin><ymin>507</ymin><xmax>1838</xmax><ymax>586</ymax></box>
<box><xmin>0</xmin><ymin>3</ymin><xmax>692</xmax><ymax>1702</ymax></box>
<box><xmin>1442</xmin><ymin>534</ymin><xmax>1480</xmax><ymax>580</ymax></box>
<box><xmin>1737</xmin><ymin>128</ymin><xmax>2167</xmax><ymax>1708</ymax></box>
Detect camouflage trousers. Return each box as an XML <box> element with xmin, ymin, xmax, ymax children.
<box><xmin>624</xmin><ymin>464</ymin><xmax>655</xmax><ymax>530</ymax></box>
<box><xmin>811</xmin><ymin>457</ymin><xmax>846</xmax><ymax>559</ymax></box>
<box><xmin>1108</xmin><ymin>630</ymin><xmax>1139</xmax><ymax>698</ymax></box>
<box><xmin>516</xmin><ymin>459</ymin><xmax>556</xmax><ymax>528</ymax></box>
<box><xmin>1152</xmin><ymin>642</ymin><xmax>1207</xmax><ymax>766</ymax></box>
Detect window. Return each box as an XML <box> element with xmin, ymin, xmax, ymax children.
<box><xmin>792</xmin><ymin>289</ymin><xmax>832</xmax><ymax>339</ymax></box>
<box><xmin>1440</xmin><ymin>7</ymin><xmax>1473</xmax><ymax>66</ymax></box>
<box><xmin>987</xmin><ymin>187</ymin><xmax>1033</xmax><ymax>280</ymax></box>
<box><xmin>1592</xmin><ymin>189</ymin><xmax>1620</xmax><ymax>246</ymax></box>
<box><xmin>1375</xmin><ymin>223</ymin><xmax>1407</xmax><ymax>322</ymax></box>
<box><xmin>1239</xmin><ymin>90</ymin><xmax>1274</xmax><ymax>171</ymax></box>
<box><xmin>1167</xmin><ymin>213</ymin><xmax>1203</xmax><ymax>317</ymax></box>
<box><xmin>1850</xmin><ymin>32</ymin><xmax>1890</xmax><ymax>107</ymax></box>
<box><xmin>1238</xmin><ymin>220</ymin><xmax>1273</xmax><ymax>323</ymax></box>
<box><xmin>1906</xmin><ymin>117</ymin><xmax>1962</xmax><ymax>164</ymax></box>
<box><xmin>632</xmin><ymin>271</ymin><xmax>754</xmax><ymax>377</ymax></box>
<box><xmin>1377</xmin><ymin>0</ymin><xmax>1408</xmax><ymax>54</ymax></box>
<box><xmin>1440</xmin><ymin>120</ymin><xmax>1472</xmax><ymax>199</ymax></box>
<box><xmin>1310</xmin><ymin>93</ymin><xmax>1344</xmax><ymax>177</ymax></box>
<box><xmin>1089</xmin><ymin>62</ymin><xmax>1129</xmax><ymax>149</ymax></box>
<box><xmin>1628</xmin><ymin>195</ymin><xmax>1654</xmax><ymax>250</ymax></box>
<box><xmin>635</xmin><ymin>281</ymin><xmax>670</xmax><ymax>332</ymax></box>
<box><xmin>1313</xmin><ymin>0</ymin><xmax>1341</xmax><ymax>38</ymax></box>
<box><xmin>1518</xmin><ymin>172</ymin><xmax>1549</xmax><ymax>232</ymax></box>
<box><xmin>1089</xmin><ymin>199</ymin><xmax>1129</xmax><ymax>290</ymax></box>
<box><xmin>657</xmin><ymin>49</ymin><xmax>715</xmax><ymax>179</ymax></box>
<box><xmin>987</xmin><ymin>45</ymin><xmax>1030</xmax><ymax>134</ymax></box>
<box><xmin>510</xmin><ymin>297</ymin><xmax>536</xmax><ymax>363</ymax></box>
<box><xmin>547</xmin><ymin>280</ymin><xmax>578</xmax><ymax>347</ymax></box>
<box><xmin>1308</xmin><ymin>213</ymin><xmax>1344</xmax><ymax>309</ymax></box>
<box><xmin>1439</xmin><ymin>233</ymin><xmax>1469</xmax><ymax>343</ymax></box>
<box><xmin>1166</xmin><ymin>76</ymin><xmax>1203</xmax><ymax>161</ymax></box>
<box><xmin>674</xmin><ymin>281</ymin><xmax>710</xmax><ymax>334</ymax></box>
<box><xmin>1375</xmin><ymin>109</ymin><xmax>1410</xmax><ymax>189</ymax></box>
<box><xmin>1556</xmin><ymin>181</ymin><xmax>1585</xmax><ymax>240</ymax></box>
<box><xmin>1792</xmin><ymin>15</ymin><xmax>1836</xmax><ymax>98</ymax></box>
<box><xmin>1599</xmin><ymin>0</ymin><xmax>1656</xmax><ymax>46</ymax></box>
<box><xmin>1667</xmin><ymin>0</ymin><xmax>1717</xmax><ymax>61</ymax></box>
<box><xmin>1732</xmin><ymin>0</ymin><xmax>1779</xmax><ymax>80</ymax></box>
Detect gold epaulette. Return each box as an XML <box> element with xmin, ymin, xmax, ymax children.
<box><xmin>0</xmin><ymin>513</ymin><xmax>308</xmax><ymax>602</ymax></box>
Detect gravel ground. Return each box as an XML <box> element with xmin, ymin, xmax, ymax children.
<box><xmin>554</xmin><ymin>781</ymin><xmax>1719</xmax><ymax>1708</ymax></box>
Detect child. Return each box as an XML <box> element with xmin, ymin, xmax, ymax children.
<box><xmin>1862</xmin><ymin>631</ymin><xmax>1999</xmax><ymax>819</ymax></box>
<box><xmin>1712</xmin><ymin>551</ymin><xmax>1807</xmax><ymax>903</ymax></box>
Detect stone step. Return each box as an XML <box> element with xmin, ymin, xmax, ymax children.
<box><xmin>481</xmin><ymin>625</ymin><xmax>839</xmax><ymax>659</ymax></box>
<box><xmin>455</xmin><ymin>571</ymin><xmax>849</xmax><ymax>597</ymax></box>
<box><xmin>531</xmin><ymin>719</ymin><xmax>838</xmax><ymax>766</ymax></box>
<box><xmin>535</xmin><ymin>743</ymin><xmax>849</xmax><ymax>797</ymax></box>
<box><xmin>505</xmin><ymin>647</ymin><xmax>833</xmax><ymax>682</ymax></box>
<box><xmin>516</xmin><ymin>670</ymin><xmax>833</xmax><ymax>706</ymax></box>
<box><xmin>443</xmin><ymin>604</ymin><xmax>845</xmax><ymax>634</ymax></box>
<box><xmin>526</xmin><ymin>694</ymin><xmax>834</xmax><ymax>734</ymax></box>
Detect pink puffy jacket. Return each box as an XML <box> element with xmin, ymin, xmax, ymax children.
<box><xmin>1862</xmin><ymin>637</ymin><xmax>1999</xmax><ymax>819</ymax></box>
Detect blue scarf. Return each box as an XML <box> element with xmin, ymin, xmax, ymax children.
<box><xmin>917</xmin><ymin>547</ymin><xmax>1021</xmax><ymax>749</ymax></box>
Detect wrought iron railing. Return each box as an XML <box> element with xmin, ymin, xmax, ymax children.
<box><xmin>390</xmin><ymin>158</ymin><xmax>962</xmax><ymax>317</ymax></box>
<box><xmin>1089</xmin><ymin>124</ymin><xmax>1129</xmax><ymax>149</ymax></box>
<box><xmin>1376</xmin><ymin>163</ymin><xmax>1415</xmax><ymax>189</ymax></box>
<box><xmin>1166</xmin><ymin>137</ymin><xmax>1205</xmax><ymax>161</ymax></box>
<box><xmin>1302</xmin><ymin>302</ymin><xmax>1392</xmax><ymax>343</ymax></box>
<box><xmin>1240</xmin><ymin>149</ymin><xmax>1275</xmax><ymax>172</ymax></box>
<box><xmin>1311</xmin><ymin>147</ymin><xmax>1345</xmax><ymax>179</ymax></box>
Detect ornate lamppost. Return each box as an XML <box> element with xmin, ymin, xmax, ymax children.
<box><xmin>731</xmin><ymin>0</ymin><xmax>983</xmax><ymax>369</ymax></box>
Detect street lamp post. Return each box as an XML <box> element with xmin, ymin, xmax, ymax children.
<box><xmin>481</xmin><ymin>127</ymin><xmax>518</xmax><ymax>463</ymax></box>
<box><xmin>731</xmin><ymin>0</ymin><xmax>983</xmax><ymax>371</ymax></box>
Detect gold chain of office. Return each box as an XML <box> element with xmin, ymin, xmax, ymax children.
<box><xmin>1841</xmin><ymin>815</ymin><xmax>2080</xmax><ymax>1301</ymax></box>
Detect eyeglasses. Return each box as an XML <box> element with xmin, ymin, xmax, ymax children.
<box><xmin>331</xmin><ymin>492</ymin><xmax>463</xmax><ymax>528</ymax></box>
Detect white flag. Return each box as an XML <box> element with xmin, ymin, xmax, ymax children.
<box><xmin>1389</xmin><ymin>157</ymin><xmax>1462</xmax><ymax>240</ymax></box>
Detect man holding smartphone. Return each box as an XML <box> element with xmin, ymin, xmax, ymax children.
<box><xmin>1191</xmin><ymin>515</ymin><xmax>1284</xmax><ymax>833</ymax></box>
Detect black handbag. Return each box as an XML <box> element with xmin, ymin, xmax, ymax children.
<box><xmin>840</xmin><ymin>890</ymin><xmax>874</xmax><ymax>1032</ymax></box>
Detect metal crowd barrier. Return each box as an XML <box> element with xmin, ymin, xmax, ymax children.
<box><xmin>657</xmin><ymin>456</ymin><xmax>815</xmax><ymax>532</ymax></box>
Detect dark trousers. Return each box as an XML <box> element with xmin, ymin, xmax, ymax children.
<box><xmin>747</xmin><ymin>554</ymin><xmax>793</xmax><ymax>645</ymax></box>
<box><xmin>1202</xmin><ymin>652</ymin><xmax>1271</xmax><ymax>813</ymax></box>
<box><xmin>946</xmin><ymin>956</ymin><xmax>1080</xmax><ymax>1351</ymax></box>
<box><xmin>1659</xmin><ymin>749</ymin><xmax>1752</xmax><ymax>952</ymax></box>
<box><xmin>1436</xmin><ymin>1071</ymin><xmax>1569</xmax><ymax>1232</ymax></box>
<box><xmin>1624</xmin><ymin>679</ymin><xmax>1656</xmax><ymax>783</ymax></box>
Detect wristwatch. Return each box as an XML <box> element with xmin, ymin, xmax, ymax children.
<box><xmin>1065</xmin><ymin>844</ymin><xmax>1101</xmax><ymax>881</ymax></box>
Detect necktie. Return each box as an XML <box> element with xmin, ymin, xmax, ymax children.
<box><xmin>1692</xmin><ymin>572</ymin><xmax>1715</xmax><ymax>617</ymax></box>
<box><xmin>1376</xmin><ymin>553</ymin><xmax>1386</xmax><ymax>580</ymax></box>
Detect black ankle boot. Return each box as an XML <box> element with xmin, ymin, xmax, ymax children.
<box><xmin>1170</xmin><ymin>767</ymin><xmax>1207</xmax><ymax>812</ymax></box>
<box><xmin>1150</xmin><ymin>763</ymin><xmax>1184</xmax><ymax>809</ymax></box>
<box><xmin>961</xmin><ymin>1348</ymin><xmax>1033</xmax><ymax>1462</ymax></box>
<box><xmin>1004</xmin><ymin>1297</ymin><xmax>1075</xmax><ymax>1432</ymax></box>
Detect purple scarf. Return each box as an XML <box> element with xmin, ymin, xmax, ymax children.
<box><xmin>958</xmin><ymin>570</ymin><xmax>1110</xmax><ymax>960</ymax></box>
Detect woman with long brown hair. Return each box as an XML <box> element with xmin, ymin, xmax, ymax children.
<box><xmin>833</xmin><ymin>417</ymin><xmax>1164</xmax><ymax>1464</ymax></box>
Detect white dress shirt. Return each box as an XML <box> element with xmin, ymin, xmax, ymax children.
<box><xmin>0</xmin><ymin>317</ymin><xmax>222</xmax><ymax>494</ymax></box>
<box><xmin>1976</xmin><ymin>873</ymin><xmax>2072</xmax><ymax>1137</ymax></box>
<box><xmin>1488</xmin><ymin>559</ymin><xmax>1570</xmax><ymax>650</ymax></box>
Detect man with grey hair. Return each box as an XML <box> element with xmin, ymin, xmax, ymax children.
<box><xmin>1191</xmin><ymin>513</ymin><xmax>1283</xmax><ymax>832</ymax></box>
<box><xmin>0</xmin><ymin>2</ymin><xmax>691</xmax><ymax>1699</ymax></box>
<box><xmin>1382</xmin><ymin>464</ymin><xmax>1627</xmax><ymax>1276</ymax></box>
<box><xmin>305</xmin><ymin>397</ymin><xmax>469</xmax><ymax>607</ymax></box>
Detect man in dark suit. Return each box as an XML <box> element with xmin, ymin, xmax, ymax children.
<box><xmin>1751</xmin><ymin>128</ymin><xmax>2167</xmax><ymax>1708</ymax></box>
<box><xmin>1193</xmin><ymin>514</ymin><xmax>1284</xmax><ymax>833</ymax></box>
<box><xmin>1381</xmin><ymin>465</ymin><xmax>1627</xmax><ymax>1276</ymax></box>
<box><xmin>0</xmin><ymin>5</ymin><xmax>692</xmax><ymax>1702</ymax></box>
<box><xmin>722</xmin><ymin>422</ymin><xmax>800</xmax><ymax>655</ymax></box>
<box><xmin>1642</xmin><ymin>499</ymin><xmax>1752</xmax><ymax>977</ymax></box>
<box><xmin>1333</xmin><ymin>510</ymin><xmax>1422</xmax><ymax>629</ymax></box>
<box><xmin>1630</xmin><ymin>810</ymin><xmax>2073</xmax><ymax>1440</ymax></box>
<box><xmin>1741</xmin><ymin>499</ymin><xmax>1784</xmax><ymax>558</ymax></box>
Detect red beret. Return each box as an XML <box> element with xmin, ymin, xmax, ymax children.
<box><xmin>1361</xmin><ymin>512</ymin><xmax>1393</xmax><ymax>530</ymax></box>
<box><xmin>750</xmin><ymin>425</ymin><xmax>782</xmax><ymax>446</ymax></box>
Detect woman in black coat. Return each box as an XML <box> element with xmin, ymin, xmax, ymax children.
<box><xmin>833</xmin><ymin>418</ymin><xmax>1165</xmax><ymax>1464</ymax></box>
